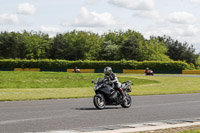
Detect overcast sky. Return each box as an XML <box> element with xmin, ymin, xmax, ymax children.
<box><xmin>0</xmin><ymin>0</ymin><xmax>200</xmax><ymax>53</ymax></box>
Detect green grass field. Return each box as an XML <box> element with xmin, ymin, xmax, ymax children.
<box><xmin>0</xmin><ymin>71</ymin><xmax>200</xmax><ymax>101</ymax></box>
<box><xmin>179</xmin><ymin>129</ymin><xmax>200</xmax><ymax>133</ymax></box>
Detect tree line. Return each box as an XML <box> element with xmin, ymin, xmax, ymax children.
<box><xmin>0</xmin><ymin>30</ymin><xmax>199</xmax><ymax>64</ymax></box>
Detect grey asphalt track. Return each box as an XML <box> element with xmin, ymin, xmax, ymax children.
<box><xmin>154</xmin><ymin>74</ymin><xmax>200</xmax><ymax>77</ymax></box>
<box><xmin>0</xmin><ymin>94</ymin><xmax>200</xmax><ymax>133</ymax></box>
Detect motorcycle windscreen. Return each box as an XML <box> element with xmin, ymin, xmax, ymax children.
<box><xmin>97</xmin><ymin>78</ymin><xmax>104</xmax><ymax>85</ymax></box>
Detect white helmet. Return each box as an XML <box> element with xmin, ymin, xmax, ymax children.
<box><xmin>104</xmin><ymin>67</ymin><xmax>112</xmax><ymax>75</ymax></box>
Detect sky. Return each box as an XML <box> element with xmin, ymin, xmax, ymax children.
<box><xmin>0</xmin><ymin>0</ymin><xmax>200</xmax><ymax>53</ymax></box>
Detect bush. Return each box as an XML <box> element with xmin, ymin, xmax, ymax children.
<box><xmin>0</xmin><ymin>59</ymin><xmax>193</xmax><ymax>70</ymax></box>
<box><xmin>195</xmin><ymin>63</ymin><xmax>200</xmax><ymax>70</ymax></box>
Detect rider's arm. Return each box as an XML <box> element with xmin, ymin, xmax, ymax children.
<box><xmin>110</xmin><ymin>74</ymin><xmax>119</xmax><ymax>83</ymax></box>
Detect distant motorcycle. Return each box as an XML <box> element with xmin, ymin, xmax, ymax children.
<box><xmin>145</xmin><ymin>70</ymin><xmax>154</xmax><ymax>76</ymax></box>
<box><xmin>91</xmin><ymin>78</ymin><xmax>133</xmax><ymax>109</ymax></box>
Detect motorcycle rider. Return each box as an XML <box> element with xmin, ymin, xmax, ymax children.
<box><xmin>145</xmin><ymin>67</ymin><xmax>149</xmax><ymax>74</ymax></box>
<box><xmin>104</xmin><ymin>67</ymin><xmax>125</xmax><ymax>101</ymax></box>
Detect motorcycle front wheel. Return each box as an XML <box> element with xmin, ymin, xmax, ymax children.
<box><xmin>93</xmin><ymin>94</ymin><xmax>105</xmax><ymax>109</ymax></box>
<box><xmin>121</xmin><ymin>94</ymin><xmax>132</xmax><ymax>108</ymax></box>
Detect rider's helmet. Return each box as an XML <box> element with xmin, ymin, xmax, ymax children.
<box><xmin>146</xmin><ymin>67</ymin><xmax>149</xmax><ymax>70</ymax></box>
<box><xmin>104</xmin><ymin>67</ymin><xmax>112</xmax><ymax>75</ymax></box>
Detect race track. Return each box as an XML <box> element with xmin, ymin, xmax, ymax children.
<box><xmin>0</xmin><ymin>93</ymin><xmax>200</xmax><ymax>133</ymax></box>
<box><xmin>154</xmin><ymin>74</ymin><xmax>200</xmax><ymax>77</ymax></box>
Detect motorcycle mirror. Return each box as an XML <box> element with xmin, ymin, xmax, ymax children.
<box><xmin>131</xmin><ymin>83</ymin><xmax>134</xmax><ymax>85</ymax></box>
<box><xmin>91</xmin><ymin>80</ymin><xmax>95</xmax><ymax>84</ymax></box>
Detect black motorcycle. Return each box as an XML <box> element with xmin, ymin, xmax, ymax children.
<box><xmin>91</xmin><ymin>78</ymin><xmax>132</xmax><ymax>109</ymax></box>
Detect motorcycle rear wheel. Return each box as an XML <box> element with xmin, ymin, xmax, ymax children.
<box><xmin>121</xmin><ymin>94</ymin><xmax>132</xmax><ymax>108</ymax></box>
<box><xmin>93</xmin><ymin>94</ymin><xmax>105</xmax><ymax>109</ymax></box>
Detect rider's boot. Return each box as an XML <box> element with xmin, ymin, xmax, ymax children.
<box><xmin>119</xmin><ymin>88</ymin><xmax>126</xmax><ymax>101</ymax></box>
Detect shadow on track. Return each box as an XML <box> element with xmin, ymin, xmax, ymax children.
<box><xmin>74</xmin><ymin>107</ymin><xmax>121</xmax><ymax>110</ymax></box>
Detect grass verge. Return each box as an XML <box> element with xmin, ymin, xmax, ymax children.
<box><xmin>0</xmin><ymin>71</ymin><xmax>157</xmax><ymax>88</ymax></box>
<box><xmin>136</xmin><ymin>125</ymin><xmax>200</xmax><ymax>133</ymax></box>
<box><xmin>124</xmin><ymin>74</ymin><xmax>200</xmax><ymax>96</ymax></box>
<box><xmin>0</xmin><ymin>72</ymin><xmax>200</xmax><ymax>101</ymax></box>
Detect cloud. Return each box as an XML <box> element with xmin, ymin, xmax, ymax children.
<box><xmin>61</xmin><ymin>21</ymin><xmax>70</xmax><ymax>27</ymax></box>
<box><xmin>142</xmin><ymin>23</ymin><xmax>200</xmax><ymax>52</ymax></box>
<box><xmin>109</xmin><ymin>0</ymin><xmax>155</xmax><ymax>11</ymax></box>
<box><xmin>0</xmin><ymin>14</ymin><xmax>20</xmax><ymax>25</ymax></box>
<box><xmin>133</xmin><ymin>10</ymin><xmax>160</xmax><ymax>19</ymax></box>
<box><xmin>109</xmin><ymin>0</ymin><xmax>159</xmax><ymax>19</ymax></box>
<box><xmin>70</xmin><ymin>7</ymin><xmax>117</xmax><ymax>27</ymax></box>
<box><xmin>84</xmin><ymin>0</ymin><xmax>99</xmax><ymax>4</ymax></box>
<box><xmin>144</xmin><ymin>24</ymin><xmax>199</xmax><ymax>38</ymax></box>
<box><xmin>174</xmin><ymin>25</ymin><xmax>199</xmax><ymax>37</ymax></box>
<box><xmin>188</xmin><ymin>0</ymin><xmax>200</xmax><ymax>4</ymax></box>
<box><xmin>17</xmin><ymin>3</ymin><xmax>37</xmax><ymax>15</ymax></box>
<box><xmin>40</xmin><ymin>26</ymin><xmax>60</xmax><ymax>33</ymax></box>
<box><xmin>167</xmin><ymin>12</ymin><xmax>196</xmax><ymax>24</ymax></box>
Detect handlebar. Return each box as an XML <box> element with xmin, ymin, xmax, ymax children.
<box><xmin>92</xmin><ymin>79</ymin><xmax>134</xmax><ymax>86</ymax></box>
<box><xmin>123</xmin><ymin>81</ymin><xmax>131</xmax><ymax>84</ymax></box>
<box><xmin>91</xmin><ymin>80</ymin><xmax>96</xmax><ymax>84</ymax></box>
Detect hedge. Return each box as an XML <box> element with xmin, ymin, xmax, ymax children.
<box><xmin>0</xmin><ymin>59</ymin><xmax>194</xmax><ymax>70</ymax></box>
<box><xmin>195</xmin><ymin>63</ymin><xmax>200</xmax><ymax>70</ymax></box>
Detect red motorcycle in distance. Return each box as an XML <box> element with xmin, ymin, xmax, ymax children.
<box><xmin>73</xmin><ymin>67</ymin><xmax>81</xmax><ymax>73</ymax></box>
<box><xmin>145</xmin><ymin>68</ymin><xmax>154</xmax><ymax>76</ymax></box>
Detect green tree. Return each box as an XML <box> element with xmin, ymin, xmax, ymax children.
<box><xmin>103</xmin><ymin>31</ymin><xmax>127</xmax><ymax>46</ymax></box>
<box><xmin>49</xmin><ymin>33</ymin><xmax>69</xmax><ymax>59</ymax></box>
<box><xmin>120</xmin><ymin>33</ymin><xmax>170</xmax><ymax>61</ymax></box>
<box><xmin>84</xmin><ymin>32</ymin><xmax>102</xmax><ymax>60</ymax></box>
<box><xmin>196</xmin><ymin>55</ymin><xmax>200</xmax><ymax>64</ymax></box>
<box><xmin>120</xmin><ymin>31</ymin><xmax>145</xmax><ymax>60</ymax></box>
<box><xmin>50</xmin><ymin>31</ymin><xmax>102</xmax><ymax>60</ymax></box>
<box><xmin>23</xmin><ymin>31</ymin><xmax>50</xmax><ymax>59</ymax></box>
<box><xmin>64</xmin><ymin>31</ymin><xmax>99</xmax><ymax>60</ymax></box>
<box><xmin>0</xmin><ymin>32</ymin><xmax>25</xmax><ymax>59</ymax></box>
<box><xmin>100</xmin><ymin>41</ymin><xmax>120</xmax><ymax>60</ymax></box>
<box><xmin>140</xmin><ymin>37</ymin><xmax>170</xmax><ymax>61</ymax></box>
<box><xmin>157</xmin><ymin>36</ymin><xmax>198</xmax><ymax>64</ymax></box>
